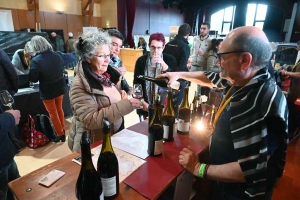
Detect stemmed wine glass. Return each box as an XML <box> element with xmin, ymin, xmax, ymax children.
<box><xmin>0</xmin><ymin>90</ymin><xmax>14</xmax><ymax>110</ymax></box>
<box><xmin>29</xmin><ymin>82</ymin><xmax>34</xmax><ymax>90</ymax></box>
<box><xmin>132</xmin><ymin>84</ymin><xmax>144</xmax><ymax>109</ymax></box>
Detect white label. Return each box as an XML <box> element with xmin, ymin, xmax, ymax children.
<box><xmin>99</xmin><ymin>191</ymin><xmax>104</xmax><ymax>200</ymax></box>
<box><xmin>101</xmin><ymin>177</ymin><xmax>116</xmax><ymax>197</ymax></box>
<box><xmin>154</xmin><ymin>139</ymin><xmax>163</xmax><ymax>155</ymax></box>
<box><xmin>177</xmin><ymin>119</ymin><xmax>190</xmax><ymax>132</ymax></box>
<box><xmin>163</xmin><ymin>124</ymin><xmax>175</xmax><ymax>139</ymax></box>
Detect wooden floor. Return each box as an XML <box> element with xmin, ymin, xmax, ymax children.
<box><xmin>273</xmin><ymin>137</ymin><xmax>300</xmax><ymax>200</ymax></box>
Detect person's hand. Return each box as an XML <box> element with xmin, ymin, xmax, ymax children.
<box><xmin>5</xmin><ymin>110</ymin><xmax>21</xmax><ymax>125</ymax></box>
<box><xmin>129</xmin><ymin>98</ymin><xmax>143</xmax><ymax>109</ymax></box>
<box><xmin>121</xmin><ymin>90</ymin><xmax>128</xmax><ymax>99</ymax></box>
<box><xmin>280</xmin><ymin>69</ymin><xmax>288</xmax><ymax>77</ymax></box>
<box><xmin>152</xmin><ymin>54</ymin><xmax>167</xmax><ymax>70</ymax></box>
<box><xmin>141</xmin><ymin>101</ymin><xmax>149</xmax><ymax>111</ymax></box>
<box><xmin>198</xmin><ymin>49</ymin><xmax>205</xmax><ymax>56</ymax></box>
<box><xmin>157</xmin><ymin>72</ymin><xmax>180</xmax><ymax>87</ymax></box>
<box><xmin>179</xmin><ymin>147</ymin><xmax>200</xmax><ymax>176</ymax></box>
<box><xmin>118</xmin><ymin>67</ymin><xmax>126</xmax><ymax>76</ymax></box>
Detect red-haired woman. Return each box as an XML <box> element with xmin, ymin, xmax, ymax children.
<box><xmin>133</xmin><ymin>32</ymin><xmax>177</xmax><ymax>118</ymax></box>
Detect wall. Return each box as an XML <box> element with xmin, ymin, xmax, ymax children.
<box><xmin>132</xmin><ymin>0</ymin><xmax>185</xmax><ymax>36</ymax></box>
<box><xmin>100</xmin><ymin>0</ymin><xmax>118</xmax><ymax>29</ymax></box>
<box><xmin>291</xmin><ymin>0</ymin><xmax>300</xmax><ymax>42</ymax></box>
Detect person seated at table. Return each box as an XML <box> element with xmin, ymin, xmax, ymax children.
<box><xmin>68</xmin><ymin>30</ymin><xmax>142</xmax><ymax>152</ymax></box>
<box><xmin>133</xmin><ymin>32</ymin><xmax>177</xmax><ymax>119</ymax></box>
<box><xmin>0</xmin><ymin>106</ymin><xmax>21</xmax><ymax>200</ymax></box>
<box><xmin>29</xmin><ymin>36</ymin><xmax>67</xmax><ymax>142</ymax></box>
<box><xmin>11</xmin><ymin>42</ymin><xmax>35</xmax><ymax>75</ymax></box>
<box><xmin>159</xmin><ymin>26</ymin><xmax>288</xmax><ymax>199</ymax></box>
<box><xmin>137</xmin><ymin>37</ymin><xmax>147</xmax><ymax>55</ymax></box>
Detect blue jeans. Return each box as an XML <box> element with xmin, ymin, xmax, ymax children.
<box><xmin>0</xmin><ymin>160</ymin><xmax>20</xmax><ymax>200</ymax></box>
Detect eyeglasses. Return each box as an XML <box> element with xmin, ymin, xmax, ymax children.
<box><xmin>93</xmin><ymin>54</ymin><xmax>110</xmax><ymax>59</ymax></box>
<box><xmin>200</xmin><ymin>28</ymin><xmax>207</xmax><ymax>30</ymax></box>
<box><xmin>112</xmin><ymin>42</ymin><xmax>122</xmax><ymax>48</ymax></box>
<box><xmin>217</xmin><ymin>50</ymin><xmax>246</xmax><ymax>61</ymax></box>
<box><xmin>150</xmin><ymin>46</ymin><xmax>162</xmax><ymax>51</ymax></box>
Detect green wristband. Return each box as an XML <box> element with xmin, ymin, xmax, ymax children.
<box><xmin>198</xmin><ymin>163</ymin><xmax>206</xmax><ymax>178</ymax></box>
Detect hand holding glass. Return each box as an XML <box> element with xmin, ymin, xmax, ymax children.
<box><xmin>0</xmin><ymin>90</ymin><xmax>14</xmax><ymax>110</ymax></box>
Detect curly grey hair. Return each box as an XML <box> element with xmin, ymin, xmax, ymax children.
<box><xmin>30</xmin><ymin>36</ymin><xmax>53</xmax><ymax>54</ymax></box>
<box><xmin>24</xmin><ymin>41</ymin><xmax>34</xmax><ymax>53</ymax></box>
<box><xmin>230</xmin><ymin>32</ymin><xmax>272</xmax><ymax>69</ymax></box>
<box><xmin>75</xmin><ymin>29</ymin><xmax>111</xmax><ymax>59</ymax></box>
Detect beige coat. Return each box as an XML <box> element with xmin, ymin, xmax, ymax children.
<box><xmin>68</xmin><ymin>61</ymin><xmax>134</xmax><ymax>152</ymax></box>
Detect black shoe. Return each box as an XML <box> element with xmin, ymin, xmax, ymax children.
<box><xmin>53</xmin><ymin>134</ymin><xmax>66</xmax><ymax>143</ymax></box>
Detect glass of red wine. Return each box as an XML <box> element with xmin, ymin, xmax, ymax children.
<box><xmin>133</xmin><ymin>84</ymin><xmax>144</xmax><ymax>109</ymax></box>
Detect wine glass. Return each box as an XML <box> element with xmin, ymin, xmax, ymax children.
<box><xmin>29</xmin><ymin>82</ymin><xmax>34</xmax><ymax>90</ymax></box>
<box><xmin>133</xmin><ymin>84</ymin><xmax>144</xmax><ymax>109</ymax></box>
<box><xmin>0</xmin><ymin>90</ymin><xmax>14</xmax><ymax>110</ymax></box>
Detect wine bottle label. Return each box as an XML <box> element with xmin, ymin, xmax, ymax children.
<box><xmin>177</xmin><ymin>119</ymin><xmax>190</xmax><ymax>132</ymax></box>
<box><xmin>154</xmin><ymin>139</ymin><xmax>163</xmax><ymax>155</ymax></box>
<box><xmin>101</xmin><ymin>177</ymin><xmax>116</xmax><ymax>196</ymax></box>
<box><xmin>163</xmin><ymin>124</ymin><xmax>175</xmax><ymax>139</ymax></box>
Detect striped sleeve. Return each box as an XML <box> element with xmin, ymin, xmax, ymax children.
<box><xmin>230</xmin><ymin>81</ymin><xmax>288</xmax><ymax>198</ymax></box>
<box><xmin>204</xmin><ymin>71</ymin><xmax>229</xmax><ymax>89</ymax></box>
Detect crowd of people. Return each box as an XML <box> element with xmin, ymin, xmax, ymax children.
<box><xmin>0</xmin><ymin>22</ymin><xmax>299</xmax><ymax>200</ymax></box>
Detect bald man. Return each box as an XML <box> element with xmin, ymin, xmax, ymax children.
<box><xmin>159</xmin><ymin>26</ymin><xmax>288</xmax><ymax>199</ymax></box>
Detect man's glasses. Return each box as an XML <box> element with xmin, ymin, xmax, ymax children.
<box><xmin>93</xmin><ymin>54</ymin><xmax>110</xmax><ymax>59</ymax></box>
<box><xmin>217</xmin><ymin>50</ymin><xmax>246</xmax><ymax>61</ymax></box>
<box><xmin>112</xmin><ymin>42</ymin><xmax>122</xmax><ymax>48</ymax></box>
<box><xmin>150</xmin><ymin>46</ymin><xmax>162</xmax><ymax>51</ymax></box>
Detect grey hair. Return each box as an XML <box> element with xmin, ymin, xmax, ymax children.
<box><xmin>231</xmin><ymin>32</ymin><xmax>272</xmax><ymax>69</ymax></box>
<box><xmin>24</xmin><ymin>41</ymin><xmax>34</xmax><ymax>53</ymax></box>
<box><xmin>30</xmin><ymin>36</ymin><xmax>53</xmax><ymax>54</ymax></box>
<box><xmin>75</xmin><ymin>29</ymin><xmax>111</xmax><ymax>59</ymax></box>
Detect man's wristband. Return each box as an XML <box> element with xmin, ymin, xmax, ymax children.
<box><xmin>198</xmin><ymin>163</ymin><xmax>206</xmax><ymax>178</ymax></box>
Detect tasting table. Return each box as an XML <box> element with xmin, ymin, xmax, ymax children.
<box><xmin>9</xmin><ymin>119</ymin><xmax>210</xmax><ymax>200</ymax></box>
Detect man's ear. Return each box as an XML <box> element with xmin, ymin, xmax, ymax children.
<box><xmin>240</xmin><ymin>52</ymin><xmax>252</xmax><ymax>70</ymax></box>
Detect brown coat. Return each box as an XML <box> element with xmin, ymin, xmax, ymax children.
<box><xmin>68</xmin><ymin>60</ymin><xmax>134</xmax><ymax>152</ymax></box>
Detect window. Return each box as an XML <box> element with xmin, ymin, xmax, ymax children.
<box><xmin>246</xmin><ymin>4</ymin><xmax>268</xmax><ymax>30</ymax></box>
<box><xmin>211</xmin><ymin>6</ymin><xmax>236</xmax><ymax>34</ymax></box>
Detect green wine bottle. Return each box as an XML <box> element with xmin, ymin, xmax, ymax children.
<box><xmin>162</xmin><ymin>88</ymin><xmax>175</xmax><ymax>141</ymax></box>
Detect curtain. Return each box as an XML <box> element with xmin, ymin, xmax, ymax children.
<box><xmin>126</xmin><ymin>0</ymin><xmax>136</xmax><ymax>48</ymax></box>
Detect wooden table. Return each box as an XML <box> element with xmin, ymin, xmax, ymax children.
<box><xmin>9</xmin><ymin>121</ymin><xmax>210</xmax><ymax>200</ymax></box>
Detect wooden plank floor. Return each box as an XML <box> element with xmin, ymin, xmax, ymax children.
<box><xmin>273</xmin><ymin>137</ymin><xmax>300</xmax><ymax>200</ymax></box>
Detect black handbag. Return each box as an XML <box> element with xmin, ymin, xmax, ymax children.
<box><xmin>35</xmin><ymin>114</ymin><xmax>57</xmax><ymax>142</ymax></box>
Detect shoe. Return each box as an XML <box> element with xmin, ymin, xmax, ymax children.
<box><xmin>54</xmin><ymin>131</ymin><xmax>66</xmax><ymax>143</ymax></box>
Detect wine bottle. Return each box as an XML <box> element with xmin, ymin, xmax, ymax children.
<box><xmin>162</xmin><ymin>88</ymin><xmax>175</xmax><ymax>142</ymax></box>
<box><xmin>76</xmin><ymin>131</ymin><xmax>103</xmax><ymax>200</ymax></box>
<box><xmin>148</xmin><ymin>95</ymin><xmax>164</xmax><ymax>156</ymax></box>
<box><xmin>177</xmin><ymin>84</ymin><xmax>190</xmax><ymax>134</ymax></box>
<box><xmin>137</xmin><ymin>75</ymin><xmax>181</xmax><ymax>92</ymax></box>
<box><xmin>97</xmin><ymin>118</ymin><xmax>119</xmax><ymax>200</ymax></box>
<box><xmin>207</xmin><ymin>105</ymin><xmax>216</xmax><ymax>129</ymax></box>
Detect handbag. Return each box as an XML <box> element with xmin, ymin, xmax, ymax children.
<box><xmin>23</xmin><ymin>115</ymin><xmax>49</xmax><ymax>148</ymax></box>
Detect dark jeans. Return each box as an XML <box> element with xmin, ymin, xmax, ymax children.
<box><xmin>0</xmin><ymin>160</ymin><xmax>20</xmax><ymax>200</ymax></box>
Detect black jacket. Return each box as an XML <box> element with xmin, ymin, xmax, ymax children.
<box><xmin>0</xmin><ymin>49</ymin><xmax>19</xmax><ymax>96</ymax></box>
<box><xmin>0</xmin><ymin>107</ymin><xmax>19</xmax><ymax>170</ymax></box>
<box><xmin>163</xmin><ymin>35</ymin><xmax>190</xmax><ymax>72</ymax></box>
<box><xmin>29</xmin><ymin>50</ymin><xmax>67</xmax><ymax>100</ymax></box>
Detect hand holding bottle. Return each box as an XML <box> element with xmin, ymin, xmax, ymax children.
<box><xmin>157</xmin><ymin>72</ymin><xmax>181</xmax><ymax>88</ymax></box>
